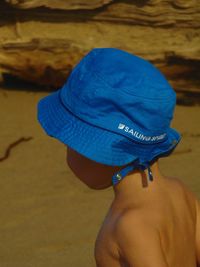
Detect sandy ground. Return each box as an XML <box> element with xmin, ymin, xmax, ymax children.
<box><xmin>0</xmin><ymin>87</ymin><xmax>200</xmax><ymax>267</ymax></box>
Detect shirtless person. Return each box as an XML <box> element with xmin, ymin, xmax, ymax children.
<box><xmin>37</xmin><ymin>47</ymin><xmax>200</xmax><ymax>267</ymax></box>
<box><xmin>67</xmin><ymin>146</ymin><xmax>200</xmax><ymax>267</ymax></box>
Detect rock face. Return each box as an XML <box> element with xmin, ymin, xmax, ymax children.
<box><xmin>5</xmin><ymin>0</ymin><xmax>113</xmax><ymax>10</ymax></box>
<box><xmin>0</xmin><ymin>0</ymin><xmax>199</xmax><ymax>102</ymax></box>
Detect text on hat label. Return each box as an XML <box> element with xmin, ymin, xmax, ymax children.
<box><xmin>118</xmin><ymin>123</ymin><xmax>166</xmax><ymax>142</ymax></box>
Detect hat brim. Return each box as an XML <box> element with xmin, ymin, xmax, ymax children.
<box><xmin>37</xmin><ymin>90</ymin><xmax>181</xmax><ymax>167</ymax></box>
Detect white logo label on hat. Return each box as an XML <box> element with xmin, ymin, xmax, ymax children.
<box><xmin>118</xmin><ymin>123</ymin><xmax>126</xmax><ymax>130</ymax></box>
<box><xmin>118</xmin><ymin>123</ymin><xmax>166</xmax><ymax>142</ymax></box>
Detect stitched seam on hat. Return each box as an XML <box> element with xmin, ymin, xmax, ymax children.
<box><xmin>92</xmin><ymin>70</ymin><xmax>175</xmax><ymax>101</ymax></box>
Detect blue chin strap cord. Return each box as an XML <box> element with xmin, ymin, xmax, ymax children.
<box><xmin>112</xmin><ymin>160</ymin><xmax>153</xmax><ymax>186</ymax></box>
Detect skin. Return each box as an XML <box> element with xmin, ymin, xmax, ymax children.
<box><xmin>66</xmin><ymin>145</ymin><xmax>200</xmax><ymax>267</ymax></box>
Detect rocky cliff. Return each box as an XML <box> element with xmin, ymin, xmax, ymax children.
<box><xmin>0</xmin><ymin>0</ymin><xmax>199</xmax><ymax>103</ymax></box>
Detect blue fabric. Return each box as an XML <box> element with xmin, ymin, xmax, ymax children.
<box><xmin>37</xmin><ymin>48</ymin><xmax>181</xmax><ymax>186</ymax></box>
<box><xmin>112</xmin><ymin>160</ymin><xmax>154</xmax><ymax>186</ymax></box>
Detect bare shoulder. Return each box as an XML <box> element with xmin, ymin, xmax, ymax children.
<box><xmin>167</xmin><ymin>175</ymin><xmax>197</xmax><ymax>218</ymax></box>
<box><xmin>114</xmin><ymin>210</ymin><xmax>151</xmax><ymax>245</ymax></box>
<box><xmin>94</xmin><ymin>211</ymin><xmax>121</xmax><ymax>267</ymax></box>
<box><xmin>167</xmin><ymin>176</ymin><xmax>200</xmax><ymax>264</ymax></box>
<box><xmin>114</xmin><ymin>209</ymin><xmax>147</xmax><ymax>235</ymax></box>
<box><xmin>114</xmin><ymin>209</ymin><xmax>159</xmax><ymax>244</ymax></box>
<box><xmin>166</xmin><ymin>175</ymin><xmax>198</xmax><ymax>203</ymax></box>
<box><xmin>114</xmin><ymin>210</ymin><xmax>168</xmax><ymax>266</ymax></box>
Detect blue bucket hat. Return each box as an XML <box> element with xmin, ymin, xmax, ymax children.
<box><xmin>37</xmin><ymin>48</ymin><xmax>181</xmax><ymax>186</ymax></box>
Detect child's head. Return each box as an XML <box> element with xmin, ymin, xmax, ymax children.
<box><xmin>37</xmin><ymin>48</ymin><xmax>181</xmax><ymax>188</ymax></box>
<box><xmin>66</xmin><ymin>145</ymin><xmax>163</xmax><ymax>190</ymax></box>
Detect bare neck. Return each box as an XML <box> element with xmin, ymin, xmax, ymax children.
<box><xmin>112</xmin><ymin>160</ymin><xmax>166</xmax><ymax>207</ymax></box>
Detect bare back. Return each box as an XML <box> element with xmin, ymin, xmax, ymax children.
<box><xmin>95</xmin><ymin>177</ymin><xmax>200</xmax><ymax>267</ymax></box>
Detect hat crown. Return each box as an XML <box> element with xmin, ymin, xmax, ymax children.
<box><xmin>85</xmin><ymin>48</ymin><xmax>174</xmax><ymax>99</ymax></box>
<box><xmin>60</xmin><ymin>48</ymin><xmax>176</xmax><ymax>144</ymax></box>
